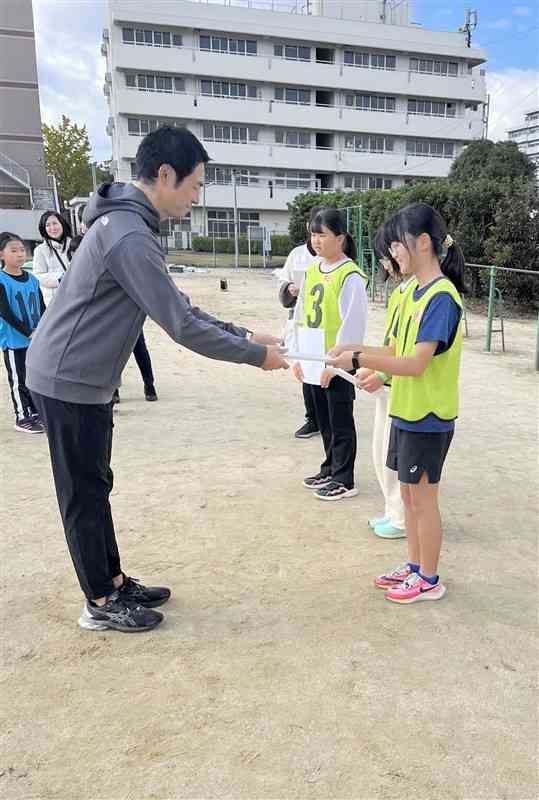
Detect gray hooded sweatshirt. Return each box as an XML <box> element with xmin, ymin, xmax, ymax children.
<box><xmin>26</xmin><ymin>183</ymin><xmax>266</xmax><ymax>404</ymax></box>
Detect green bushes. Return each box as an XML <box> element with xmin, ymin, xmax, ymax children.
<box><xmin>287</xmin><ymin>141</ymin><xmax>539</xmax><ymax>306</ymax></box>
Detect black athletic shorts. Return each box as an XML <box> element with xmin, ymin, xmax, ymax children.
<box><xmin>386</xmin><ymin>424</ymin><xmax>454</xmax><ymax>485</ymax></box>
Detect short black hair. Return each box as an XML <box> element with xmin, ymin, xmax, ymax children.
<box><xmin>135</xmin><ymin>126</ymin><xmax>210</xmax><ymax>185</ymax></box>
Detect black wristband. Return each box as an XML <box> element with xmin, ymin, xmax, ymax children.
<box><xmin>352</xmin><ymin>351</ymin><xmax>360</xmax><ymax>371</ymax></box>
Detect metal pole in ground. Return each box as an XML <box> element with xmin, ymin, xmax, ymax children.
<box><xmin>232</xmin><ymin>171</ymin><xmax>239</xmax><ymax>270</ymax></box>
<box><xmin>485</xmin><ymin>265</ymin><xmax>496</xmax><ymax>352</ymax></box>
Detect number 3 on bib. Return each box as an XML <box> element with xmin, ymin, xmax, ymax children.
<box><xmin>306</xmin><ymin>283</ymin><xmax>324</xmax><ymax>328</ymax></box>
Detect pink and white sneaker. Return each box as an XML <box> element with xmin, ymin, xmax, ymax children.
<box><xmin>374</xmin><ymin>563</ymin><xmax>414</xmax><ymax>589</ymax></box>
<box><xmin>385</xmin><ymin>573</ymin><xmax>446</xmax><ymax>604</ymax></box>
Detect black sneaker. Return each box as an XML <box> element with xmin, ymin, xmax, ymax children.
<box><xmin>303</xmin><ymin>473</ymin><xmax>333</xmax><ymax>489</ymax></box>
<box><xmin>83</xmin><ymin>591</ymin><xmax>163</xmax><ymax>633</ymax></box>
<box><xmin>14</xmin><ymin>417</ymin><xmax>44</xmax><ymax>434</ymax></box>
<box><xmin>144</xmin><ymin>384</ymin><xmax>158</xmax><ymax>402</ymax></box>
<box><xmin>120</xmin><ymin>575</ymin><xmax>171</xmax><ymax>608</ymax></box>
<box><xmin>295</xmin><ymin>420</ymin><xmax>319</xmax><ymax>439</ymax></box>
<box><xmin>315</xmin><ymin>481</ymin><xmax>359</xmax><ymax>501</ymax></box>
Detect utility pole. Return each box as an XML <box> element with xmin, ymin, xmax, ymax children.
<box><xmin>91</xmin><ymin>162</ymin><xmax>97</xmax><ymax>192</ymax></box>
<box><xmin>232</xmin><ymin>170</ymin><xmax>239</xmax><ymax>270</ymax></box>
<box><xmin>459</xmin><ymin>9</ymin><xmax>478</xmax><ymax>48</ymax></box>
<box><xmin>202</xmin><ymin>180</ymin><xmax>207</xmax><ymax>236</ymax></box>
<box><xmin>483</xmin><ymin>93</ymin><xmax>490</xmax><ymax>140</ymax></box>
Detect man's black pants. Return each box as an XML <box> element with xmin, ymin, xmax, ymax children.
<box><xmin>306</xmin><ymin>376</ymin><xmax>357</xmax><ymax>488</ymax></box>
<box><xmin>31</xmin><ymin>391</ymin><xmax>121</xmax><ymax>600</ymax></box>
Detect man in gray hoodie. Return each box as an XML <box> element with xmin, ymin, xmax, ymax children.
<box><xmin>27</xmin><ymin>126</ymin><xmax>288</xmax><ymax>633</ymax></box>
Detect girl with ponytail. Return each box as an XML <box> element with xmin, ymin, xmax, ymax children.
<box><xmin>327</xmin><ymin>203</ymin><xmax>465</xmax><ymax>603</ymax></box>
<box><xmin>292</xmin><ymin>208</ymin><xmax>369</xmax><ymax>501</ymax></box>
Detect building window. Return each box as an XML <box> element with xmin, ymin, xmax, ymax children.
<box><xmin>274</xmin><ymin>171</ymin><xmax>312</xmax><ymax>190</ymax></box>
<box><xmin>206</xmin><ymin>166</ymin><xmax>259</xmax><ymax>186</ymax></box>
<box><xmin>344</xmin><ymin>93</ymin><xmax>396</xmax><ymax>112</ymax></box>
<box><xmin>201</xmin><ymin>79</ymin><xmax>257</xmax><ymax>99</ymax></box>
<box><xmin>202</xmin><ymin>123</ymin><xmax>258</xmax><ymax>143</ymax></box>
<box><xmin>127</xmin><ymin>73</ymin><xmax>185</xmax><ymax>94</ymax></box>
<box><xmin>274</xmin><ymin>87</ymin><xmax>311</xmax><ymax>105</ymax></box>
<box><xmin>406</xmin><ymin>139</ymin><xmax>455</xmax><ymax>158</ymax></box>
<box><xmin>207</xmin><ymin>209</ymin><xmax>260</xmax><ymax>238</ymax></box>
<box><xmin>130</xmin><ymin>162</ymin><xmax>137</xmax><ymax>178</ymax></box>
<box><xmin>122</xmin><ymin>27</ymin><xmax>182</xmax><ymax>48</ymax></box>
<box><xmin>408</xmin><ymin>98</ymin><xmax>456</xmax><ymax>117</ymax></box>
<box><xmin>274</xmin><ymin>130</ymin><xmax>311</xmax><ymax>148</ymax></box>
<box><xmin>200</xmin><ymin>34</ymin><xmax>257</xmax><ymax>55</ymax></box>
<box><xmin>343</xmin><ymin>50</ymin><xmax>396</xmax><ymax>70</ymax></box>
<box><xmin>127</xmin><ymin>117</ymin><xmax>185</xmax><ymax>135</ymax></box>
<box><xmin>344</xmin><ymin>134</ymin><xmax>394</xmax><ymax>153</ymax></box>
<box><xmin>409</xmin><ymin>57</ymin><xmax>458</xmax><ymax>76</ymax></box>
<box><xmin>343</xmin><ymin>174</ymin><xmax>393</xmax><ymax>190</ymax></box>
<box><xmin>273</xmin><ymin>44</ymin><xmax>311</xmax><ymax>61</ymax></box>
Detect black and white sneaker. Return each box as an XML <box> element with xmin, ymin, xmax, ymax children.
<box><xmin>315</xmin><ymin>481</ymin><xmax>358</xmax><ymax>501</ymax></box>
<box><xmin>120</xmin><ymin>575</ymin><xmax>171</xmax><ymax>608</ymax></box>
<box><xmin>295</xmin><ymin>420</ymin><xmax>319</xmax><ymax>439</ymax></box>
<box><xmin>79</xmin><ymin>591</ymin><xmax>163</xmax><ymax>633</ymax></box>
<box><xmin>14</xmin><ymin>417</ymin><xmax>44</xmax><ymax>434</ymax></box>
<box><xmin>303</xmin><ymin>473</ymin><xmax>333</xmax><ymax>489</ymax></box>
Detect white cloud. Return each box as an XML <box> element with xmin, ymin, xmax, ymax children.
<box><xmin>486</xmin><ymin>69</ymin><xmax>539</xmax><ymax>140</ymax></box>
<box><xmin>513</xmin><ymin>5</ymin><xmax>533</xmax><ymax>16</ymax></box>
<box><xmin>487</xmin><ymin>18</ymin><xmax>513</xmax><ymax>29</ymax></box>
<box><xmin>33</xmin><ymin>0</ymin><xmax>110</xmax><ymax>162</ymax></box>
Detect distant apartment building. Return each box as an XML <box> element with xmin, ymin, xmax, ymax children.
<box><xmin>102</xmin><ymin>0</ymin><xmax>487</xmax><ymax>243</ymax></box>
<box><xmin>0</xmin><ymin>0</ymin><xmax>57</xmax><ymax>240</ymax></box>
<box><xmin>508</xmin><ymin>109</ymin><xmax>539</xmax><ymax>185</ymax></box>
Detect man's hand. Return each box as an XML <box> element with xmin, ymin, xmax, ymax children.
<box><xmin>261</xmin><ymin>345</ymin><xmax>289</xmax><ymax>371</ymax></box>
<box><xmin>359</xmin><ymin>372</ymin><xmax>384</xmax><ymax>393</ymax></box>
<box><xmin>320</xmin><ymin>367</ymin><xmax>335</xmax><ymax>388</ymax></box>
<box><xmin>251</xmin><ymin>332</ymin><xmax>283</xmax><ymax>346</ymax></box>
<box><xmin>287</xmin><ymin>282</ymin><xmax>299</xmax><ymax>298</ymax></box>
<box><xmin>292</xmin><ymin>361</ymin><xmax>304</xmax><ymax>382</ymax></box>
<box><xmin>327</xmin><ymin>351</ymin><xmax>354</xmax><ymax>371</ymax></box>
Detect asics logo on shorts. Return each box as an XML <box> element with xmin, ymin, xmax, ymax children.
<box><xmin>409</xmin><ymin>465</ymin><xmax>418</xmax><ymax>473</ymax></box>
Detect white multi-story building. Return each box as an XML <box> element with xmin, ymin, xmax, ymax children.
<box><xmin>508</xmin><ymin>109</ymin><xmax>539</xmax><ymax>185</ymax></box>
<box><xmin>102</xmin><ymin>0</ymin><xmax>487</xmax><ymax>242</ymax></box>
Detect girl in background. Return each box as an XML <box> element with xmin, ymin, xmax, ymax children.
<box><xmin>359</xmin><ymin>220</ymin><xmax>414</xmax><ymax>539</ymax></box>
<box><xmin>33</xmin><ymin>211</ymin><xmax>72</xmax><ymax>304</ymax></box>
<box><xmin>0</xmin><ymin>232</ymin><xmax>45</xmax><ymax>433</ymax></box>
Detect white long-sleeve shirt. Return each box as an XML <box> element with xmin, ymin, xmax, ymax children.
<box><xmin>292</xmin><ymin>257</ymin><xmax>368</xmax><ymax>349</ymax></box>
<box><xmin>32</xmin><ymin>239</ymin><xmax>71</xmax><ymax>304</ymax></box>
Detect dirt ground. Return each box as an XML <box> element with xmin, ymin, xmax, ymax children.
<box><xmin>1</xmin><ymin>270</ymin><xmax>537</xmax><ymax>800</ymax></box>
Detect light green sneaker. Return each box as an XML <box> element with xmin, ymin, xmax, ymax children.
<box><xmin>368</xmin><ymin>515</ymin><xmax>389</xmax><ymax>530</ymax></box>
<box><xmin>374</xmin><ymin>521</ymin><xmax>406</xmax><ymax>539</ymax></box>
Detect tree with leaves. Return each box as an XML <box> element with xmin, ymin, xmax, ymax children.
<box><xmin>42</xmin><ymin>115</ymin><xmax>104</xmax><ymax>206</ymax></box>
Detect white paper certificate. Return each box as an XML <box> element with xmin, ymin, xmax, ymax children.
<box><xmin>297</xmin><ymin>327</ymin><xmax>325</xmax><ymax>385</ymax></box>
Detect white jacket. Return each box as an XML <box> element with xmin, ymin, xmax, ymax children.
<box><xmin>33</xmin><ymin>239</ymin><xmax>71</xmax><ymax>305</ymax></box>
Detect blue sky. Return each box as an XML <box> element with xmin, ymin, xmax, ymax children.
<box><xmin>33</xmin><ymin>0</ymin><xmax>539</xmax><ymax>163</ymax></box>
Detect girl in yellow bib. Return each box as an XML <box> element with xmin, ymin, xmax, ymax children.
<box><xmin>358</xmin><ymin>221</ymin><xmax>415</xmax><ymax>539</ymax></box>
<box><xmin>327</xmin><ymin>204</ymin><xmax>465</xmax><ymax>603</ymax></box>
<box><xmin>292</xmin><ymin>208</ymin><xmax>369</xmax><ymax>501</ymax></box>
